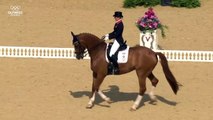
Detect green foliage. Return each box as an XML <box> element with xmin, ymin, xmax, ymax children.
<box><xmin>123</xmin><ymin>0</ymin><xmax>159</xmax><ymax>8</ymax></box>
<box><xmin>123</xmin><ymin>0</ymin><xmax>201</xmax><ymax>8</ymax></box>
<box><xmin>123</xmin><ymin>0</ymin><xmax>136</xmax><ymax>8</ymax></box>
<box><xmin>171</xmin><ymin>0</ymin><xmax>201</xmax><ymax>8</ymax></box>
<box><xmin>144</xmin><ymin>0</ymin><xmax>159</xmax><ymax>7</ymax></box>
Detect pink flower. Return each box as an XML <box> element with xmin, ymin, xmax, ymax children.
<box><xmin>150</xmin><ymin>16</ymin><xmax>155</xmax><ymax>19</ymax></box>
<box><xmin>140</xmin><ymin>22</ymin><xmax>146</xmax><ymax>27</ymax></box>
<box><xmin>153</xmin><ymin>22</ymin><xmax>158</xmax><ymax>28</ymax></box>
<box><xmin>135</xmin><ymin>7</ymin><xmax>167</xmax><ymax>37</ymax></box>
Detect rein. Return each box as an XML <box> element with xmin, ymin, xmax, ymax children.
<box><xmin>75</xmin><ymin>38</ymin><xmax>105</xmax><ymax>58</ymax></box>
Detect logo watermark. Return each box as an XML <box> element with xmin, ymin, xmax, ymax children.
<box><xmin>8</xmin><ymin>5</ymin><xmax>23</xmax><ymax>16</ymax></box>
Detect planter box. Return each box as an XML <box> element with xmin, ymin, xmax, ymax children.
<box><xmin>139</xmin><ymin>30</ymin><xmax>158</xmax><ymax>50</ymax></box>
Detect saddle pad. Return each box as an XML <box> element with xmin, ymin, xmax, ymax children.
<box><xmin>105</xmin><ymin>44</ymin><xmax>129</xmax><ymax>63</ymax></box>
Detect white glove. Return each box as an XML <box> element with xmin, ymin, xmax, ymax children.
<box><xmin>102</xmin><ymin>34</ymin><xmax>109</xmax><ymax>41</ymax></box>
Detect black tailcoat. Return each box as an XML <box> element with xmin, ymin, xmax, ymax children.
<box><xmin>108</xmin><ymin>21</ymin><xmax>124</xmax><ymax>45</ymax></box>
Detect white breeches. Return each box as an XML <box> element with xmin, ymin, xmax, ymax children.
<box><xmin>109</xmin><ymin>40</ymin><xmax>120</xmax><ymax>57</ymax></box>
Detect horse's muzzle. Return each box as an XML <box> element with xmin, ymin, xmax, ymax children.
<box><xmin>75</xmin><ymin>53</ymin><xmax>84</xmax><ymax>60</ymax></box>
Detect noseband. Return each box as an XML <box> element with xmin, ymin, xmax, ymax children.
<box><xmin>73</xmin><ymin>40</ymin><xmax>87</xmax><ymax>59</ymax></box>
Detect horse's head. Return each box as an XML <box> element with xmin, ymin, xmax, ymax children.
<box><xmin>71</xmin><ymin>32</ymin><xmax>87</xmax><ymax>60</ymax></box>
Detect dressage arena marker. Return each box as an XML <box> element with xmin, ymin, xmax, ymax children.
<box><xmin>0</xmin><ymin>46</ymin><xmax>212</xmax><ymax>62</ymax></box>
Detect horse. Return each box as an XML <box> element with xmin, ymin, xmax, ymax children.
<box><xmin>71</xmin><ymin>32</ymin><xmax>179</xmax><ymax>111</ymax></box>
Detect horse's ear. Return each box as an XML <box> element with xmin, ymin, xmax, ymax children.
<box><xmin>71</xmin><ymin>31</ymin><xmax>79</xmax><ymax>45</ymax></box>
<box><xmin>71</xmin><ymin>31</ymin><xmax>75</xmax><ymax>37</ymax></box>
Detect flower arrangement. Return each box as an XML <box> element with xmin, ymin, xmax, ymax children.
<box><xmin>136</xmin><ymin>7</ymin><xmax>167</xmax><ymax>38</ymax></box>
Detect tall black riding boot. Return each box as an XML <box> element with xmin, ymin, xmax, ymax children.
<box><xmin>111</xmin><ymin>55</ymin><xmax>119</xmax><ymax>74</ymax></box>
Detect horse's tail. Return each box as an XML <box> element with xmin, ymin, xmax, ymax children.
<box><xmin>156</xmin><ymin>52</ymin><xmax>179</xmax><ymax>94</ymax></box>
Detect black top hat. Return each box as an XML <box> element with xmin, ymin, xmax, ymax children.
<box><xmin>113</xmin><ymin>11</ymin><xmax>123</xmax><ymax>18</ymax></box>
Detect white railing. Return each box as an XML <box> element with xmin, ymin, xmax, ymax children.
<box><xmin>0</xmin><ymin>46</ymin><xmax>212</xmax><ymax>62</ymax></box>
<box><xmin>0</xmin><ymin>46</ymin><xmax>77</xmax><ymax>59</ymax></box>
<box><xmin>155</xmin><ymin>50</ymin><xmax>213</xmax><ymax>62</ymax></box>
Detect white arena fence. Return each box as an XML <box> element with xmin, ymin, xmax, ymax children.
<box><xmin>0</xmin><ymin>46</ymin><xmax>213</xmax><ymax>62</ymax></box>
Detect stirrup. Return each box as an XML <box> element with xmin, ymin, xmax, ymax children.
<box><xmin>112</xmin><ymin>66</ymin><xmax>119</xmax><ymax>74</ymax></box>
<box><xmin>107</xmin><ymin>62</ymin><xmax>119</xmax><ymax>75</ymax></box>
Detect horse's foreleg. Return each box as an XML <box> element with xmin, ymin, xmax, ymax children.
<box><xmin>86</xmin><ymin>72</ymin><xmax>97</xmax><ymax>109</ymax></box>
<box><xmin>86</xmin><ymin>72</ymin><xmax>106</xmax><ymax>108</ymax></box>
<box><xmin>86</xmin><ymin>91</ymin><xmax>96</xmax><ymax>109</ymax></box>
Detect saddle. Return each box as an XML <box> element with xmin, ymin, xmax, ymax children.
<box><xmin>106</xmin><ymin>42</ymin><xmax>129</xmax><ymax>75</ymax></box>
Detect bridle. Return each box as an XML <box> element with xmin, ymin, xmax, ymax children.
<box><xmin>73</xmin><ymin>40</ymin><xmax>87</xmax><ymax>60</ymax></box>
<box><xmin>71</xmin><ymin>32</ymin><xmax>105</xmax><ymax>59</ymax></box>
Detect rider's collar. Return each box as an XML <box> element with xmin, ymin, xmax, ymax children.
<box><xmin>116</xmin><ymin>19</ymin><xmax>122</xmax><ymax>24</ymax></box>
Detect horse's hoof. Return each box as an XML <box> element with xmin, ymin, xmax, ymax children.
<box><xmin>149</xmin><ymin>100</ymin><xmax>157</xmax><ymax>105</ymax></box>
<box><xmin>150</xmin><ymin>97</ymin><xmax>157</xmax><ymax>102</ymax></box>
<box><xmin>149</xmin><ymin>93</ymin><xmax>157</xmax><ymax>101</ymax></box>
<box><xmin>151</xmin><ymin>96</ymin><xmax>157</xmax><ymax>101</ymax></box>
<box><xmin>86</xmin><ymin>104</ymin><xmax>94</xmax><ymax>109</ymax></box>
<box><xmin>149</xmin><ymin>96</ymin><xmax>157</xmax><ymax>105</ymax></box>
<box><xmin>130</xmin><ymin>107</ymin><xmax>137</xmax><ymax>111</ymax></box>
<box><xmin>106</xmin><ymin>98</ymin><xmax>113</xmax><ymax>104</ymax></box>
<box><xmin>130</xmin><ymin>104</ymin><xmax>138</xmax><ymax>111</ymax></box>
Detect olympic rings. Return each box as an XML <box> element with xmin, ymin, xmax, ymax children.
<box><xmin>10</xmin><ymin>5</ymin><xmax>21</xmax><ymax>11</ymax></box>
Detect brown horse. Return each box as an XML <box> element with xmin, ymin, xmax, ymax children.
<box><xmin>71</xmin><ymin>32</ymin><xmax>179</xmax><ymax>111</ymax></box>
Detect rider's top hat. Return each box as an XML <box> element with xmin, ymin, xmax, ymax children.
<box><xmin>113</xmin><ymin>11</ymin><xmax>123</xmax><ymax>18</ymax></box>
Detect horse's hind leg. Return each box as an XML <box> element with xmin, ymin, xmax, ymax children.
<box><xmin>148</xmin><ymin>72</ymin><xmax>159</xmax><ymax>87</ymax></box>
<box><xmin>131</xmin><ymin>70</ymin><xmax>147</xmax><ymax>111</ymax></box>
<box><xmin>148</xmin><ymin>72</ymin><xmax>159</xmax><ymax>101</ymax></box>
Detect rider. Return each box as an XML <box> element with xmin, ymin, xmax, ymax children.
<box><xmin>102</xmin><ymin>11</ymin><xmax>125</xmax><ymax>74</ymax></box>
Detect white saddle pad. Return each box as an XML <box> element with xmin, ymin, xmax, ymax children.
<box><xmin>105</xmin><ymin>44</ymin><xmax>129</xmax><ymax>63</ymax></box>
